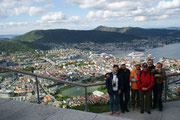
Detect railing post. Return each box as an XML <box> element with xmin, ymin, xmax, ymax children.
<box><xmin>35</xmin><ymin>76</ymin><xmax>41</xmax><ymax>104</ymax></box>
<box><xmin>84</xmin><ymin>86</ymin><xmax>88</xmax><ymax>112</ymax></box>
<box><xmin>164</xmin><ymin>77</ymin><xmax>168</xmax><ymax>102</ymax></box>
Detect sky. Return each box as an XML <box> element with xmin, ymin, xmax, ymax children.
<box><xmin>0</xmin><ymin>0</ymin><xmax>180</xmax><ymax>34</ymax></box>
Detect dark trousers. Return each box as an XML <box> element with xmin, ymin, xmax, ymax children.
<box><xmin>120</xmin><ymin>89</ymin><xmax>130</xmax><ymax>111</ymax></box>
<box><xmin>150</xmin><ymin>90</ymin><xmax>152</xmax><ymax>107</ymax></box>
<box><xmin>153</xmin><ymin>90</ymin><xmax>163</xmax><ymax>109</ymax></box>
<box><xmin>131</xmin><ymin>89</ymin><xmax>139</xmax><ymax>108</ymax></box>
<box><xmin>139</xmin><ymin>90</ymin><xmax>151</xmax><ymax>111</ymax></box>
<box><xmin>109</xmin><ymin>91</ymin><xmax>119</xmax><ymax>112</ymax></box>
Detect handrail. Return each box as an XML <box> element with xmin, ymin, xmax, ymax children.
<box><xmin>1</xmin><ymin>65</ymin><xmax>179</xmax><ymax>86</ymax></box>
<box><xmin>0</xmin><ymin>65</ymin><xmax>180</xmax><ymax>111</ymax></box>
<box><xmin>166</xmin><ymin>72</ymin><xmax>180</xmax><ymax>77</ymax></box>
<box><xmin>0</xmin><ymin>65</ymin><xmax>106</xmax><ymax>112</ymax></box>
<box><xmin>0</xmin><ymin>65</ymin><xmax>105</xmax><ymax>87</ymax></box>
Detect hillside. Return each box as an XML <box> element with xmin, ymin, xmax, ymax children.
<box><xmin>1</xmin><ymin>26</ymin><xmax>180</xmax><ymax>53</ymax></box>
<box><xmin>0</xmin><ymin>29</ymin><xmax>142</xmax><ymax>53</ymax></box>
<box><xmin>12</xmin><ymin>29</ymin><xmax>142</xmax><ymax>43</ymax></box>
<box><xmin>95</xmin><ymin>26</ymin><xmax>180</xmax><ymax>38</ymax></box>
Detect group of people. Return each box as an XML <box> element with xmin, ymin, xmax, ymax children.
<box><xmin>105</xmin><ymin>59</ymin><xmax>166</xmax><ymax>115</ymax></box>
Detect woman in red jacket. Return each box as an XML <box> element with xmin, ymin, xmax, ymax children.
<box><xmin>137</xmin><ymin>63</ymin><xmax>154</xmax><ymax>114</ymax></box>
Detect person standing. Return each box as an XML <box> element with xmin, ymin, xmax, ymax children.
<box><xmin>153</xmin><ymin>62</ymin><xmax>166</xmax><ymax>111</ymax></box>
<box><xmin>119</xmin><ymin>63</ymin><xmax>130</xmax><ymax>113</ymax></box>
<box><xmin>130</xmin><ymin>63</ymin><xmax>141</xmax><ymax>109</ymax></box>
<box><xmin>137</xmin><ymin>63</ymin><xmax>154</xmax><ymax>114</ymax></box>
<box><xmin>106</xmin><ymin>65</ymin><xmax>124</xmax><ymax>115</ymax></box>
<box><xmin>147</xmin><ymin>59</ymin><xmax>155</xmax><ymax>108</ymax></box>
<box><xmin>147</xmin><ymin>59</ymin><xmax>155</xmax><ymax>73</ymax></box>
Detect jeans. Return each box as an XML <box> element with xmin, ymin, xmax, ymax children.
<box><xmin>120</xmin><ymin>89</ymin><xmax>130</xmax><ymax>111</ymax></box>
<box><xmin>139</xmin><ymin>90</ymin><xmax>151</xmax><ymax>111</ymax></box>
<box><xmin>109</xmin><ymin>91</ymin><xmax>119</xmax><ymax>112</ymax></box>
<box><xmin>153</xmin><ymin>90</ymin><xmax>163</xmax><ymax>109</ymax></box>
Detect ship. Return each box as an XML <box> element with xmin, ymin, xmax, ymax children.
<box><xmin>128</xmin><ymin>52</ymin><xmax>155</xmax><ymax>62</ymax></box>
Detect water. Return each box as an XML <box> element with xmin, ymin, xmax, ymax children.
<box><xmin>62</xmin><ymin>86</ymin><xmax>100</xmax><ymax>96</ymax></box>
<box><xmin>110</xmin><ymin>43</ymin><xmax>180</xmax><ymax>62</ymax></box>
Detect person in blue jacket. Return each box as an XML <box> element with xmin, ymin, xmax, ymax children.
<box><xmin>106</xmin><ymin>65</ymin><xmax>124</xmax><ymax>115</ymax></box>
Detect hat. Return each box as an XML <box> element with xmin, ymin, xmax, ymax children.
<box><xmin>142</xmin><ymin>63</ymin><xmax>148</xmax><ymax>67</ymax></box>
<box><xmin>135</xmin><ymin>63</ymin><xmax>141</xmax><ymax>66</ymax></box>
<box><xmin>120</xmin><ymin>62</ymin><xmax>126</xmax><ymax>65</ymax></box>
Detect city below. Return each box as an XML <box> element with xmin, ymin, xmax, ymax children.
<box><xmin>0</xmin><ymin>42</ymin><xmax>180</xmax><ymax>110</ymax></box>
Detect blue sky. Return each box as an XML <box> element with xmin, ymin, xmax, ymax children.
<box><xmin>0</xmin><ymin>0</ymin><xmax>180</xmax><ymax>34</ymax></box>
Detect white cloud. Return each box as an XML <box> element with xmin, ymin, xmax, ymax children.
<box><xmin>134</xmin><ymin>16</ymin><xmax>147</xmax><ymax>22</ymax></box>
<box><xmin>13</xmin><ymin>6</ymin><xmax>29</xmax><ymax>16</ymax></box>
<box><xmin>1</xmin><ymin>0</ymin><xmax>180</xmax><ymax>34</ymax></box>
<box><xmin>0</xmin><ymin>0</ymin><xmax>52</xmax><ymax>18</ymax></box>
<box><xmin>40</xmin><ymin>12</ymin><xmax>66</xmax><ymax>22</ymax></box>
<box><xmin>29</xmin><ymin>7</ymin><xmax>46</xmax><ymax>16</ymax></box>
<box><xmin>68</xmin><ymin>0</ymin><xmax>180</xmax><ymax>22</ymax></box>
<box><xmin>157</xmin><ymin>0</ymin><xmax>180</xmax><ymax>9</ymax></box>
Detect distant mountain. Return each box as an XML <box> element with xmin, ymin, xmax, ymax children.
<box><xmin>1</xmin><ymin>26</ymin><xmax>180</xmax><ymax>53</ymax></box>
<box><xmin>0</xmin><ymin>35</ymin><xmax>18</xmax><ymax>39</ymax></box>
<box><xmin>0</xmin><ymin>35</ymin><xmax>18</xmax><ymax>42</ymax></box>
<box><xmin>12</xmin><ymin>29</ymin><xmax>142</xmax><ymax>43</ymax></box>
<box><xmin>0</xmin><ymin>29</ymin><xmax>142</xmax><ymax>53</ymax></box>
<box><xmin>0</xmin><ymin>38</ymin><xmax>9</xmax><ymax>41</ymax></box>
<box><xmin>165</xmin><ymin>27</ymin><xmax>180</xmax><ymax>31</ymax></box>
<box><xmin>95</xmin><ymin>26</ymin><xmax>180</xmax><ymax>38</ymax></box>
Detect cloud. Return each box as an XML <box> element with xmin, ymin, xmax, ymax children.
<box><xmin>0</xmin><ymin>10</ymin><xmax>82</xmax><ymax>34</ymax></box>
<box><xmin>29</xmin><ymin>7</ymin><xmax>47</xmax><ymax>16</ymax></box>
<box><xmin>157</xmin><ymin>0</ymin><xmax>180</xmax><ymax>9</ymax></box>
<box><xmin>134</xmin><ymin>16</ymin><xmax>147</xmax><ymax>22</ymax></box>
<box><xmin>0</xmin><ymin>0</ymin><xmax>51</xmax><ymax>18</ymax></box>
<box><xmin>68</xmin><ymin>0</ymin><xmax>180</xmax><ymax>22</ymax></box>
<box><xmin>1</xmin><ymin>0</ymin><xmax>180</xmax><ymax>34</ymax></box>
<box><xmin>40</xmin><ymin>12</ymin><xmax>66</xmax><ymax>22</ymax></box>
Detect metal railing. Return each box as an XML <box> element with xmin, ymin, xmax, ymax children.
<box><xmin>0</xmin><ymin>65</ymin><xmax>105</xmax><ymax>112</ymax></box>
<box><xmin>0</xmin><ymin>65</ymin><xmax>180</xmax><ymax>111</ymax></box>
<box><xmin>164</xmin><ymin>72</ymin><xmax>180</xmax><ymax>102</ymax></box>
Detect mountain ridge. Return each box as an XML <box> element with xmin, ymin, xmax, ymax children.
<box><xmin>1</xmin><ymin>26</ymin><xmax>180</xmax><ymax>53</ymax></box>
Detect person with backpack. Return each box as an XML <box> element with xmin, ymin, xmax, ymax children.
<box><xmin>153</xmin><ymin>62</ymin><xmax>166</xmax><ymax>111</ymax></box>
<box><xmin>137</xmin><ymin>63</ymin><xmax>154</xmax><ymax>114</ymax></box>
<box><xmin>130</xmin><ymin>63</ymin><xmax>141</xmax><ymax>110</ymax></box>
<box><xmin>119</xmin><ymin>63</ymin><xmax>130</xmax><ymax>113</ymax></box>
<box><xmin>105</xmin><ymin>65</ymin><xmax>124</xmax><ymax>115</ymax></box>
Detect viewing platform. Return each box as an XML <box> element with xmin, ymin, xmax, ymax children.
<box><xmin>0</xmin><ymin>66</ymin><xmax>180</xmax><ymax>120</ymax></box>
<box><xmin>0</xmin><ymin>98</ymin><xmax>180</xmax><ymax>120</ymax></box>
<box><xmin>0</xmin><ymin>98</ymin><xmax>129</xmax><ymax>120</ymax></box>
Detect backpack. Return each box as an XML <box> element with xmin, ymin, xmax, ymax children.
<box><xmin>140</xmin><ymin>70</ymin><xmax>152</xmax><ymax>77</ymax></box>
<box><xmin>139</xmin><ymin>71</ymin><xmax>152</xmax><ymax>85</ymax></box>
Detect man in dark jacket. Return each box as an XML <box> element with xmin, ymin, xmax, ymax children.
<box><xmin>147</xmin><ymin>59</ymin><xmax>155</xmax><ymax>108</ymax></box>
<box><xmin>137</xmin><ymin>63</ymin><xmax>154</xmax><ymax>114</ymax></box>
<box><xmin>147</xmin><ymin>59</ymin><xmax>155</xmax><ymax>72</ymax></box>
<box><xmin>106</xmin><ymin>65</ymin><xmax>124</xmax><ymax>115</ymax></box>
<box><xmin>119</xmin><ymin>63</ymin><xmax>130</xmax><ymax>113</ymax></box>
<box><xmin>153</xmin><ymin>62</ymin><xmax>166</xmax><ymax>111</ymax></box>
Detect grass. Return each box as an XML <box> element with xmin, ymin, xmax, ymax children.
<box><xmin>69</xmin><ymin>103</ymin><xmax>110</xmax><ymax>113</ymax></box>
<box><xmin>62</xmin><ymin>86</ymin><xmax>99</xmax><ymax>96</ymax></box>
<box><xmin>97</xmin><ymin>85</ymin><xmax>107</xmax><ymax>93</ymax></box>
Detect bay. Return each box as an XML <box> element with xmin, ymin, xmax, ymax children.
<box><xmin>110</xmin><ymin>43</ymin><xmax>180</xmax><ymax>62</ymax></box>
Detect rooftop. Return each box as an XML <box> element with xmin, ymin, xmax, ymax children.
<box><xmin>1</xmin><ymin>98</ymin><xmax>180</xmax><ymax>120</ymax></box>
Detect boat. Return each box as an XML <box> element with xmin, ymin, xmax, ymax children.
<box><xmin>128</xmin><ymin>52</ymin><xmax>155</xmax><ymax>62</ymax></box>
<box><xmin>128</xmin><ymin>52</ymin><xmax>145</xmax><ymax>57</ymax></box>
